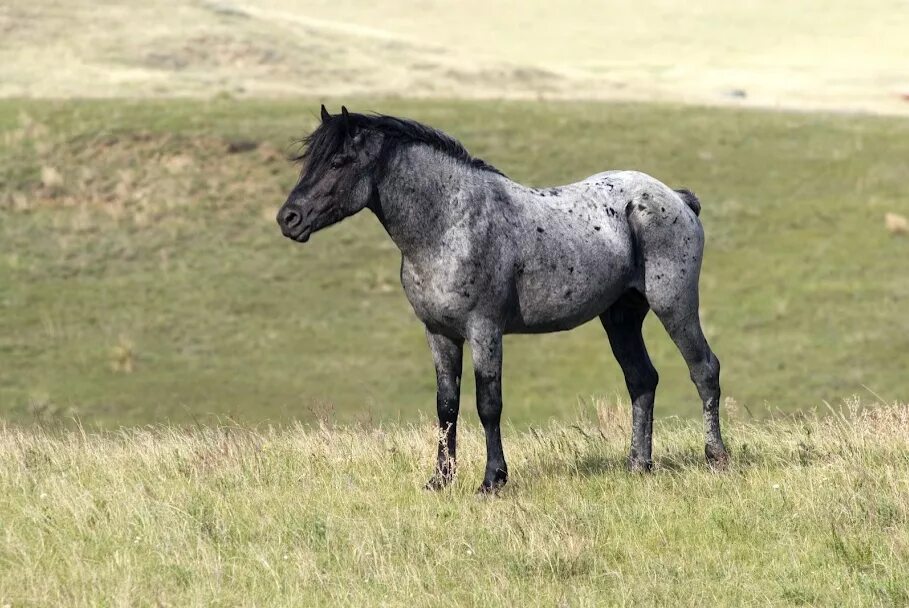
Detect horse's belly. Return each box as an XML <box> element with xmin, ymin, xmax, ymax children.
<box><xmin>503</xmin><ymin>188</ymin><xmax>638</xmax><ymax>333</ymax></box>
<box><xmin>508</xmin><ymin>263</ymin><xmax>632</xmax><ymax>333</ymax></box>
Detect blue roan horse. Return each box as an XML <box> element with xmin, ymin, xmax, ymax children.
<box><xmin>278</xmin><ymin>105</ymin><xmax>728</xmax><ymax>493</ymax></box>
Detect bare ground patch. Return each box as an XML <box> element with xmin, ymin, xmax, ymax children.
<box><xmin>2</xmin><ymin>120</ymin><xmax>288</xmax><ymax>225</ymax></box>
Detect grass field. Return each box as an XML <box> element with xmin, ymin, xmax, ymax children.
<box><xmin>4</xmin><ymin>5</ymin><xmax>909</xmax><ymax>606</ymax></box>
<box><xmin>3</xmin><ymin>1</ymin><xmax>909</xmax><ymax>115</ymax></box>
<box><xmin>1</xmin><ymin>98</ymin><xmax>908</xmax><ymax>427</ymax></box>
<box><xmin>2</xmin><ymin>399</ymin><xmax>908</xmax><ymax>606</ymax></box>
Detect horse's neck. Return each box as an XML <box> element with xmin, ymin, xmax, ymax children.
<box><xmin>373</xmin><ymin>147</ymin><xmax>489</xmax><ymax>259</ymax></box>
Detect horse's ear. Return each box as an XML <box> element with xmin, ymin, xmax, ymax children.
<box><xmin>320</xmin><ymin>104</ymin><xmax>330</xmax><ymax>122</ymax></box>
<box><xmin>340</xmin><ymin>106</ymin><xmax>353</xmax><ymax>138</ymax></box>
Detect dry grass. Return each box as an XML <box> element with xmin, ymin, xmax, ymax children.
<box><xmin>885</xmin><ymin>212</ymin><xmax>908</xmax><ymax>235</ymax></box>
<box><xmin>2</xmin><ymin>399</ymin><xmax>908</xmax><ymax>606</ymax></box>
<box><xmin>2</xmin><ymin>0</ymin><xmax>909</xmax><ymax>114</ymax></box>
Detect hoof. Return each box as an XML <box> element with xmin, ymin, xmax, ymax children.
<box><xmin>628</xmin><ymin>458</ymin><xmax>653</xmax><ymax>473</ymax></box>
<box><xmin>424</xmin><ymin>472</ymin><xmax>454</xmax><ymax>491</ymax></box>
<box><xmin>475</xmin><ymin>480</ymin><xmax>506</xmax><ymax>496</ymax></box>
<box><xmin>475</xmin><ymin>471</ymin><xmax>508</xmax><ymax>496</ymax></box>
<box><xmin>705</xmin><ymin>444</ymin><xmax>730</xmax><ymax>471</ymax></box>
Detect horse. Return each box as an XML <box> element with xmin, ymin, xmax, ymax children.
<box><xmin>277</xmin><ymin>105</ymin><xmax>729</xmax><ymax>493</ymax></box>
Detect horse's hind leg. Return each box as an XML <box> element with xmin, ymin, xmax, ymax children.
<box><xmin>626</xmin><ymin>183</ymin><xmax>728</xmax><ymax>467</ymax></box>
<box><xmin>600</xmin><ymin>291</ymin><xmax>659</xmax><ymax>472</ymax></box>
<box><xmin>648</xmin><ymin>282</ymin><xmax>729</xmax><ymax>469</ymax></box>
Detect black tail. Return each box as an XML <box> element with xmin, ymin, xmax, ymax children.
<box><xmin>674</xmin><ymin>188</ymin><xmax>701</xmax><ymax>216</ymax></box>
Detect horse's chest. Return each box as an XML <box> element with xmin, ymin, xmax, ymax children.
<box><xmin>400</xmin><ymin>257</ymin><xmax>479</xmax><ymax>332</ymax></box>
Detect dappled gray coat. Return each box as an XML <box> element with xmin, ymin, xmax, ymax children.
<box><xmin>277</xmin><ymin>106</ymin><xmax>728</xmax><ymax>492</ymax></box>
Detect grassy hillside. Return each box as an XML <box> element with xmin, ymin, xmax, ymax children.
<box><xmin>1</xmin><ymin>98</ymin><xmax>908</xmax><ymax>427</ymax></box>
<box><xmin>3</xmin><ymin>0</ymin><xmax>909</xmax><ymax>115</ymax></box>
<box><xmin>2</xmin><ymin>399</ymin><xmax>908</xmax><ymax>606</ymax></box>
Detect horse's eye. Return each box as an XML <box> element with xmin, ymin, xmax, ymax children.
<box><xmin>330</xmin><ymin>154</ymin><xmax>352</xmax><ymax>168</ymax></box>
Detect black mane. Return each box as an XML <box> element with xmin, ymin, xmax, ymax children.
<box><xmin>293</xmin><ymin>111</ymin><xmax>504</xmax><ymax>182</ymax></box>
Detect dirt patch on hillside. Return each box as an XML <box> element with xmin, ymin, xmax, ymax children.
<box><xmin>140</xmin><ymin>34</ymin><xmax>287</xmax><ymax>72</ymax></box>
<box><xmin>2</xmin><ymin>123</ymin><xmax>288</xmax><ymax>224</ymax></box>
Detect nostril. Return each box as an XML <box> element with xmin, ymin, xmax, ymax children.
<box><xmin>283</xmin><ymin>209</ymin><xmax>303</xmax><ymax>229</ymax></box>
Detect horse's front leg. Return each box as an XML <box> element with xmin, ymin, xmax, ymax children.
<box><xmin>469</xmin><ymin>323</ymin><xmax>508</xmax><ymax>494</ymax></box>
<box><xmin>424</xmin><ymin>328</ymin><xmax>464</xmax><ymax>490</ymax></box>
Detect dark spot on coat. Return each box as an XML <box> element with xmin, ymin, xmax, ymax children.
<box><xmin>536</xmin><ymin>227</ymin><xmax>545</xmax><ymax>233</ymax></box>
<box><xmin>563</xmin><ymin>290</ymin><xmax>573</xmax><ymax>298</ymax></box>
<box><xmin>642</xmin><ymin>192</ymin><xmax>650</xmax><ymax>200</ymax></box>
<box><xmin>568</xmin><ymin>266</ymin><xmax>574</xmax><ymax>273</ymax></box>
<box><xmin>594</xmin><ymin>226</ymin><xmax>601</xmax><ymax>231</ymax></box>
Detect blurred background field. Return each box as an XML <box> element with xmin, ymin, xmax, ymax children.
<box><xmin>0</xmin><ymin>1</ymin><xmax>908</xmax><ymax>428</ymax></box>
<box><xmin>3</xmin><ymin>0</ymin><xmax>909</xmax><ymax>114</ymax></box>
<box><xmin>2</xmin><ymin>98</ymin><xmax>908</xmax><ymax>427</ymax></box>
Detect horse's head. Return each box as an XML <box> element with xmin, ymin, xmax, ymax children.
<box><xmin>277</xmin><ymin>105</ymin><xmax>384</xmax><ymax>243</ymax></box>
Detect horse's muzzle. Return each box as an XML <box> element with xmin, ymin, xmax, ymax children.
<box><xmin>278</xmin><ymin>207</ymin><xmax>311</xmax><ymax>242</ymax></box>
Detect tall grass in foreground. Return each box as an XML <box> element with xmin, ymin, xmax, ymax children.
<box><xmin>2</xmin><ymin>399</ymin><xmax>908</xmax><ymax>606</ymax></box>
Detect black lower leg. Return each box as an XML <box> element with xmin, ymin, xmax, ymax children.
<box><xmin>694</xmin><ymin>350</ymin><xmax>728</xmax><ymax>468</ymax></box>
<box><xmin>477</xmin><ymin>371</ymin><xmax>507</xmax><ymax>492</ymax></box>
<box><xmin>426</xmin><ymin>380</ymin><xmax>459</xmax><ymax>489</ymax></box>
<box><xmin>655</xmin><ymin>306</ymin><xmax>729</xmax><ymax>469</ymax></box>
<box><xmin>628</xmin><ymin>392</ymin><xmax>656</xmax><ymax>471</ymax></box>
<box><xmin>470</xmin><ymin>327</ymin><xmax>507</xmax><ymax>493</ymax></box>
<box><xmin>424</xmin><ymin>330</ymin><xmax>463</xmax><ymax>490</ymax></box>
<box><xmin>602</xmin><ymin>294</ymin><xmax>659</xmax><ymax>472</ymax></box>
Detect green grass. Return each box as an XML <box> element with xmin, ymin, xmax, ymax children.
<box><xmin>1</xmin><ymin>98</ymin><xmax>908</xmax><ymax>427</ymax></box>
<box><xmin>2</xmin><ymin>399</ymin><xmax>908</xmax><ymax>606</ymax></box>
